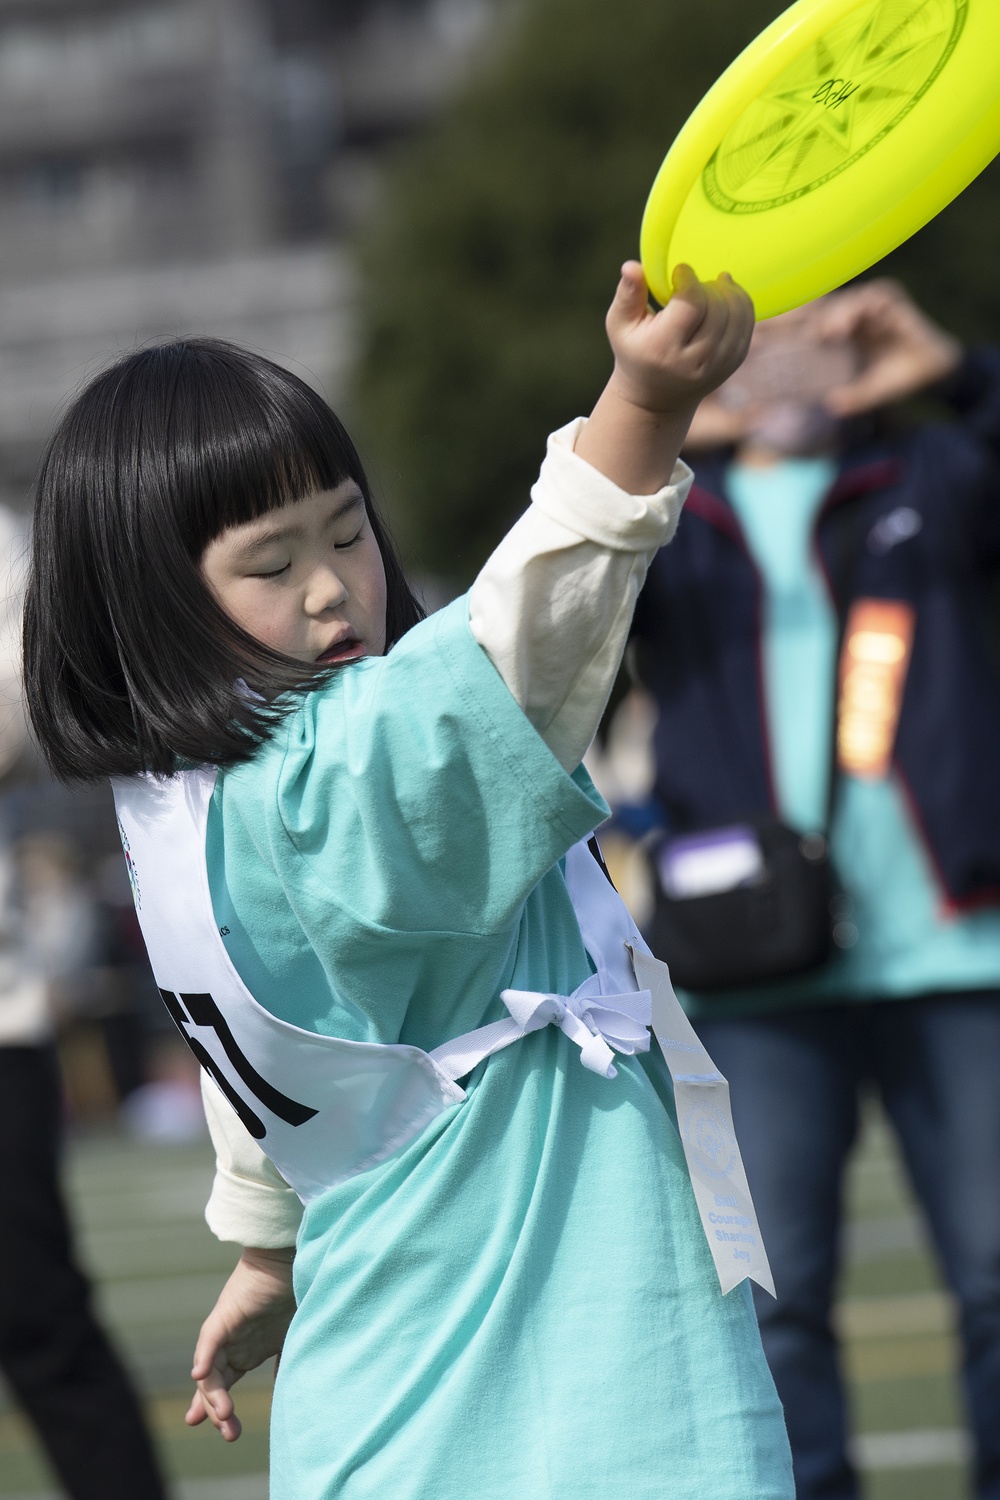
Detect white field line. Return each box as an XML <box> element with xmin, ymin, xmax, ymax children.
<box><xmin>851</xmin><ymin>1428</ymin><xmax>971</xmax><ymax>1470</ymax></box>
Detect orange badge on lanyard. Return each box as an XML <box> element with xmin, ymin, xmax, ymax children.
<box><xmin>837</xmin><ymin>599</ymin><xmax>916</xmax><ymax>780</ymax></box>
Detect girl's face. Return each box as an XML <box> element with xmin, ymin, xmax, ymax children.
<box><xmin>200</xmin><ymin>479</ymin><xmax>388</xmax><ymax>665</ymax></box>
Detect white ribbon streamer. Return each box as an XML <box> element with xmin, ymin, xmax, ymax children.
<box><xmin>630</xmin><ymin>945</ymin><xmax>775</xmax><ymax>1297</ymax></box>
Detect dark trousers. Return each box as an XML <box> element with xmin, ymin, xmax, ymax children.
<box><xmin>0</xmin><ymin>1045</ymin><xmax>166</xmax><ymax>1499</ymax></box>
<box><xmin>695</xmin><ymin>994</ymin><xmax>1000</xmax><ymax>1500</ymax></box>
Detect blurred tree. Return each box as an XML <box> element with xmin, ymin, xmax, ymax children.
<box><xmin>352</xmin><ymin>0</ymin><xmax>1000</xmax><ymax>585</ymax></box>
<box><xmin>877</xmin><ymin>157</ymin><xmax>1000</xmax><ymax>347</ymax></box>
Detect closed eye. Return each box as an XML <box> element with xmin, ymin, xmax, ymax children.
<box><xmin>334</xmin><ymin>527</ymin><xmax>364</xmax><ymax>551</ymax></box>
<box><xmin>252</xmin><ymin>562</ymin><xmax>291</xmax><ymax>580</ymax></box>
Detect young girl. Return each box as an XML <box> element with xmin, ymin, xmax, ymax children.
<box><xmin>22</xmin><ymin>262</ymin><xmax>793</xmax><ymax>1499</ymax></box>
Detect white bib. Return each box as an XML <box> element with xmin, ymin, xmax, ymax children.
<box><xmin>112</xmin><ymin>768</ymin><xmax>772</xmax><ymax>1296</ymax></box>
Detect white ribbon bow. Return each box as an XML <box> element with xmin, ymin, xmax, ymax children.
<box><xmin>500</xmin><ymin>974</ymin><xmax>652</xmax><ymax>1078</ymax></box>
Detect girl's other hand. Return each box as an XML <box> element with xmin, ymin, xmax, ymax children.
<box><xmin>606</xmin><ymin>262</ymin><xmax>756</xmax><ymax>419</ymax></box>
<box><xmin>185</xmin><ymin>1245</ymin><xmax>296</xmax><ymax>1442</ymax></box>
<box><xmin>574</xmin><ymin>262</ymin><xmax>754</xmax><ymax>495</ymax></box>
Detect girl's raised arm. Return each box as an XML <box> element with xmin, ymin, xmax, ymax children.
<box><xmin>469</xmin><ymin>262</ymin><xmax>753</xmax><ymax>772</ymax></box>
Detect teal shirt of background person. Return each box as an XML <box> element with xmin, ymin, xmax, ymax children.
<box><xmin>200</xmin><ymin>597</ymin><xmax>793</xmax><ymax>1500</ymax></box>
<box><xmin>681</xmin><ymin>458</ymin><xmax>1000</xmax><ymax>1021</ymax></box>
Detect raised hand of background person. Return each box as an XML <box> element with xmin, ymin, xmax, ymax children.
<box><xmin>574</xmin><ymin>262</ymin><xmax>754</xmax><ymax>493</ymax></box>
<box><xmin>819</xmin><ymin>278</ymin><xmax>963</xmax><ymax>416</ymax></box>
<box><xmin>185</xmin><ymin>1245</ymin><xmax>296</xmax><ymax>1442</ymax></box>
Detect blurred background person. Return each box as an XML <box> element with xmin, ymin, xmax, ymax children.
<box><xmin>629</xmin><ymin>280</ymin><xmax>1000</xmax><ymax>1500</ymax></box>
<box><xmin>0</xmin><ymin>507</ymin><xmax>167</xmax><ymax>1499</ymax></box>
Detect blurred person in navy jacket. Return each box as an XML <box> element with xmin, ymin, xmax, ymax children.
<box><xmin>632</xmin><ymin>281</ymin><xmax>1000</xmax><ymax>1500</ymax></box>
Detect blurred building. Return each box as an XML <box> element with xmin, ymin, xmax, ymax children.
<box><xmin>0</xmin><ymin>0</ymin><xmax>501</xmax><ymax>1141</ymax></box>
<box><xmin>0</xmin><ymin>0</ymin><xmax>497</xmax><ymax>507</ymax></box>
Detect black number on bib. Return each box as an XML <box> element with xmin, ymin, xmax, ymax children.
<box><xmin>186</xmin><ymin>1033</ymin><xmax>267</xmax><ymax>1138</ymax></box>
<box><xmin>159</xmin><ymin>989</ymin><xmax>319</xmax><ymax>1137</ymax></box>
<box><xmin>588</xmin><ymin>835</ymin><xmax>617</xmax><ymax>889</ymax></box>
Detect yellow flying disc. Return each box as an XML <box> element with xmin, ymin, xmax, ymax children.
<box><xmin>640</xmin><ymin>0</ymin><xmax>1000</xmax><ymax>320</ymax></box>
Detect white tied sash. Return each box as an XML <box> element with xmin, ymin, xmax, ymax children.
<box><xmin>431</xmin><ymin>973</ymin><xmax>652</xmax><ymax>1082</ymax></box>
<box><xmin>113</xmin><ymin>770</ymin><xmax>772</xmax><ymax>1297</ymax></box>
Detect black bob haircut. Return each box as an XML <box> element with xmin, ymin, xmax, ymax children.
<box><xmin>22</xmin><ymin>338</ymin><xmax>423</xmax><ymax>783</ymax></box>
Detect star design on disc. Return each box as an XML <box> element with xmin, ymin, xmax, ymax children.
<box><xmin>705</xmin><ymin>0</ymin><xmax>964</xmax><ymax>212</ymax></box>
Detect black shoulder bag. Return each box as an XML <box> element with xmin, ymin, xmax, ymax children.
<box><xmin>648</xmin><ymin>818</ymin><xmax>837</xmax><ymax>992</ymax></box>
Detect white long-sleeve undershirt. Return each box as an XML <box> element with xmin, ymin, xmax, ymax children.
<box><xmin>202</xmin><ymin>418</ymin><xmax>692</xmax><ymax>1247</ymax></box>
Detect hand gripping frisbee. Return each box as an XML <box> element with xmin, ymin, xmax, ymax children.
<box><xmin>641</xmin><ymin>0</ymin><xmax>1000</xmax><ymax>320</ymax></box>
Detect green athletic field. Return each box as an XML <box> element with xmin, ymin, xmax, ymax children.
<box><xmin>0</xmin><ymin>1103</ymin><xmax>972</xmax><ymax>1498</ymax></box>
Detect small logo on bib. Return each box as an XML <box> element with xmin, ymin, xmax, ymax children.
<box><xmin>683</xmin><ymin>1103</ymin><xmax>739</xmax><ymax>1180</ymax></box>
<box><xmin>116</xmin><ymin>818</ymin><xmax>140</xmax><ymax>909</ymax></box>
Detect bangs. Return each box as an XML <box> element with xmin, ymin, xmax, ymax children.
<box><xmin>90</xmin><ymin>338</ymin><xmax>367</xmax><ymax>557</ymax></box>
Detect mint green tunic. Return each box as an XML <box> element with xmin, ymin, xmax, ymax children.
<box><xmin>207</xmin><ymin>599</ymin><xmax>792</xmax><ymax>1499</ymax></box>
